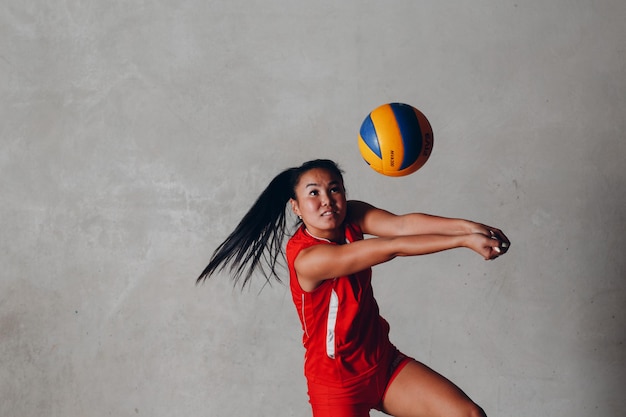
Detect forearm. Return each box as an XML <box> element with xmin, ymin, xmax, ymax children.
<box><xmin>382</xmin><ymin>230</ymin><xmax>503</xmax><ymax>262</ymax></box>
<box><xmin>394</xmin><ymin>213</ymin><xmax>476</xmax><ymax>236</ymax></box>
<box><xmin>384</xmin><ymin>233</ymin><xmax>468</xmax><ymax>257</ymax></box>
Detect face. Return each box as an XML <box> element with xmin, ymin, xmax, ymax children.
<box><xmin>290</xmin><ymin>168</ymin><xmax>347</xmax><ymax>242</ymax></box>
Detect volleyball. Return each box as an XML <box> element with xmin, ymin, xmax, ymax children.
<box><xmin>358</xmin><ymin>102</ymin><xmax>434</xmax><ymax>177</ymax></box>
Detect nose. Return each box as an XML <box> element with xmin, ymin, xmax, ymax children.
<box><xmin>320</xmin><ymin>192</ymin><xmax>330</xmax><ymax>206</ymax></box>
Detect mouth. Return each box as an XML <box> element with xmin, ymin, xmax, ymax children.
<box><xmin>321</xmin><ymin>210</ymin><xmax>339</xmax><ymax>217</ymax></box>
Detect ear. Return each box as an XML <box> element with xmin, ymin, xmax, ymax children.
<box><xmin>289</xmin><ymin>198</ymin><xmax>301</xmax><ymax>218</ymax></box>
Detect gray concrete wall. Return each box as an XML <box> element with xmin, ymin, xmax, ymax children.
<box><xmin>1</xmin><ymin>1</ymin><xmax>625</xmax><ymax>416</ymax></box>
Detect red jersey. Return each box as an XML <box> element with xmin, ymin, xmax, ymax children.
<box><xmin>286</xmin><ymin>223</ymin><xmax>393</xmax><ymax>387</ymax></box>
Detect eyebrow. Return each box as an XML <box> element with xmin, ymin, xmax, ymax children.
<box><xmin>305</xmin><ymin>180</ymin><xmax>340</xmax><ymax>188</ymax></box>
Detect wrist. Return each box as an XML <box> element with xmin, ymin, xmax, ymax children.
<box><xmin>459</xmin><ymin>233</ymin><xmax>473</xmax><ymax>249</ymax></box>
<box><xmin>458</xmin><ymin>219</ymin><xmax>476</xmax><ymax>235</ymax></box>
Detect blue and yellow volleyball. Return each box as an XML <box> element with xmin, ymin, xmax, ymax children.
<box><xmin>358</xmin><ymin>103</ymin><xmax>434</xmax><ymax>177</ymax></box>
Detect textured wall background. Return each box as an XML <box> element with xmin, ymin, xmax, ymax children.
<box><xmin>1</xmin><ymin>1</ymin><xmax>625</xmax><ymax>416</ymax></box>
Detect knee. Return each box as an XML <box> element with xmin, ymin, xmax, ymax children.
<box><xmin>449</xmin><ymin>398</ymin><xmax>486</xmax><ymax>417</ymax></box>
<box><xmin>463</xmin><ymin>401</ymin><xmax>487</xmax><ymax>417</ymax></box>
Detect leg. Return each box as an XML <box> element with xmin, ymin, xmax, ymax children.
<box><xmin>381</xmin><ymin>360</ymin><xmax>486</xmax><ymax>417</ymax></box>
<box><xmin>307</xmin><ymin>378</ymin><xmax>375</xmax><ymax>417</ymax></box>
<box><xmin>310</xmin><ymin>403</ymin><xmax>371</xmax><ymax>417</ymax></box>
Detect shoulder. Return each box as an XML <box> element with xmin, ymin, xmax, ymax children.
<box><xmin>287</xmin><ymin>226</ymin><xmax>310</xmax><ymax>250</ymax></box>
<box><xmin>347</xmin><ymin>200</ymin><xmax>402</xmax><ymax>237</ymax></box>
<box><xmin>286</xmin><ymin>226</ymin><xmax>326</xmax><ymax>261</ymax></box>
<box><xmin>346</xmin><ymin>200</ymin><xmax>375</xmax><ymax>225</ymax></box>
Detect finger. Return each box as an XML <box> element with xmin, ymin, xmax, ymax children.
<box><xmin>488</xmin><ymin>228</ymin><xmax>510</xmax><ymax>254</ymax></box>
<box><xmin>499</xmin><ymin>242</ymin><xmax>509</xmax><ymax>254</ymax></box>
<box><xmin>492</xmin><ymin>229</ymin><xmax>510</xmax><ymax>246</ymax></box>
<box><xmin>487</xmin><ymin>237</ymin><xmax>505</xmax><ymax>259</ymax></box>
<box><xmin>497</xmin><ymin>235</ymin><xmax>510</xmax><ymax>254</ymax></box>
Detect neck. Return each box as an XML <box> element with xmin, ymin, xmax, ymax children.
<box><xmin>304</xmin><ymin>226</ymin><xmax>345</xmax><ymax>244</ymax></box>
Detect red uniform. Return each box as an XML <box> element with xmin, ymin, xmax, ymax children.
<box><xmin>286</xmin><ymin>223</ymin><xmax>411</xmax><ymax>416</ymax></box>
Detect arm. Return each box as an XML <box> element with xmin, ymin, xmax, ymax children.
<box><xmin>295</xmin><ymin>200</ymin><xmax>510</xmax><ymax>291</ymax></box>
<box><xmin>348</xmin><ymin>200</ymin><xmax>498</xmax><ymax>237</ymax></box>
<box><xmin>295</xmin><ymin>230</ymin><xmax>505</xmax><ymax>291</ymax></box>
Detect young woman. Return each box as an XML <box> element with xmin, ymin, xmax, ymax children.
<box><xmin>198</xmin><ymin>159</ymin><xmax>509</xmax><ymax>417</ymax></box>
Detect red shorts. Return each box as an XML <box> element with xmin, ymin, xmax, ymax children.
<box><xmin>307</xmin><ymin>349</ymin><xmax>413</xmax><ymax>417</ymax></box>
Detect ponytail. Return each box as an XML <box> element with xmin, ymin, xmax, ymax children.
<box><xmin>197</xmin><ymin>159</ymin><xmax>343</xmax><ymax>289</ymax></box>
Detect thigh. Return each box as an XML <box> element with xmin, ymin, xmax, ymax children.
<box><xmin>310</xmin><ymin>402</ymin><xmax>371</xmax><ymax>417</ymax></box>
<box><xmin>381</xmin><ymin>360</ymin><xmax>486</xmax><ymax>417</ymax></box>
<box><xmin>308</xmin><ymin>378</ymin><xmax>379</xmax><ymax>417</ymax></box>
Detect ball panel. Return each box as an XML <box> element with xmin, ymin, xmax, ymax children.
<box><xmin>413</xmin><ymin>107</ymin><xmax>434</xmax><ymax>160</ymax></box>
<box><xmin>369</xmin><ymin>103</ymin><xmax>405</xmax><ymax>174</ymax></box>
<box><xmin>390</xmin><ymin>103</ymin><xmax>423</xmax><ymax>171</ymax></box>
<box><xmin>358</xmin><ymin>134</ymin><xmax>384</xmax><ymax>173</ymax></box>
<box><xmin>358</xmin><ymin>115</ymin><xmax>382</xmax><ymax>158</ymax></box>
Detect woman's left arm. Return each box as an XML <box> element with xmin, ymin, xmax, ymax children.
<box><xmin>348</xmin><ymin>200</ymin><xmax>510</xmax><ymax>252</ymax></box>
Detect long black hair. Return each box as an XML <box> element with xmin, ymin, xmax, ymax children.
<box><xmin>197</xmin><ymin>159</ymin><xmax>344</xmax><ymax>288</ymax></box>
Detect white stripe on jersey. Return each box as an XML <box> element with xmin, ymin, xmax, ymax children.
<box><xmin>326</xmin><ymin>287</ymin><xmax>339</xmax><ymax>359</ymax></box>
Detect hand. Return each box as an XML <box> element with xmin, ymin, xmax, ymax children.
<box><xmin>466</xmin><ymin>225</ymin><xmax>510</xmax><ymax>260</ymax></box>
<box><xmin>486</xmin><ymin>227</ymin><xmax>510</xmax><ymax>257</ymax></box>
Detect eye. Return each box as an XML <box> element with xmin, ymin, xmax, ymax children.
<box><xmin>330</xmin><ymin>186</ymin><xmax>342</xmax><ymax>194</ymax></box>
<box><xmin>308</xmin><ymin>189</ymin><xmax>319</xmax><ymax>196</ymax></box>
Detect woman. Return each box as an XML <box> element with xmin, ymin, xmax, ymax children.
<box><xmin>198</xmin><ymin>159</ymin><xmax>509</xmax><ymax>417</ymax></box>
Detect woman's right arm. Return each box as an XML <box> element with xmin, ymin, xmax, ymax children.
<box><xmin>294</xmin><ymin>232</ymin><xmax>499</xmax><ymax>291</ymax></box>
